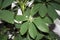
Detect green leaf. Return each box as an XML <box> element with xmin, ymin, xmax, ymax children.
<box><xmin>48</xmin><ymin>5</ymin><xmax>58</xmax><ymax>20</ymax></box>
<box><xmin>14</xmin><ymin>34</ymin><xmax>23</xmax><ymax>40</ymax></box>
<box><xmin>39</xmin><ymin>4</ymin><xmax>47</xmax><ymax>17</ymax></box>
<box><xmin>31</xmin><ymin>4</ymin><xmax>42</xmax><ymax>16</ymax></box>
<box><xmin>15</xmin><ymin>24</ymin><xmax>21</xmax><ymax>28</ymax></box>
<box><xmin>20</xmin><ymin>22</ymin><xmax>28</xmax><ymax>35</ymax></box>
<box><xmin>54</xmin><ymin>0</ymin><xmax>60</xmax><ymax>3</ymax></box>
<box><xmin>33</xmin><ymin>17</ymin><xmax>49</xmax><ymax>33</ymax></box>
<box><xmin>0</xmin><ymin>0</ymin><xmax>2</xmax><ymax>8</ymax></box>
<box><xmin>36</xmin><ymin>33</ymin><xmax>44</xmax><ymax>40</ymax></box>
<box><xmin>47</xmin><ymin>31</ymin><xmax>60</xmax><ymax>40</ymax></box>
<box><xmin>29</xmin><ymin>23</ymin><xmax>37</xmax><ymax>39</ymax></box>
<box><xmin>0</xmin><ymin>10</ymin><xmax>14</xmax><ymax>24</ymax></box>
<box><xmin>43</xmin><ymin>17</ymin><xmax>52</xmax><ymax>24</ymax></box>
<box><xmin>1</xmin><ymin>0</ymin><xmax>14</xmax><ymax>9</ymax></box>
<box><xmin>23</xmin><ymin>8</ymin><xmax>30</xmax><ymax>16</ymax></box>
<box><xmin>15</xmin><ymin>15</ymin><xmax>28</xmax><ymax>21</ymax></box>
<box><xmin>50</xmin><ymin>2</ymin><xmax>60</xmax><ymax>10</ymax></box>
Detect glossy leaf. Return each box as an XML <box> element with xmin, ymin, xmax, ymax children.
<box><xmin>39</xmin><ymin>4</ymin><xmax>47</xmax><ymax>17</ymax></box>
<box><xmin>0</xmin><ymin>10</ymin><xmax>14</xmax><ymax>24</ymax></box>
<box><xmin>20</xmin><ymin>22</ymin><xmax>28</xmax><ymax>35</ymax></box>
<box><xmin>29</xmin><ymin>23</ymin><xmax>37</xmax><ymax>39</ymax></box>
<box><xmin>48</xmin><ymin>5</ymin><xmax>58</xmax><ymax>20</ymax></box>
<box><xmin>1</xmin><ymin>0</ymin><xmax>14</xmax><ymax>9</ymax></box>
<box><xmin>33</xmin><ymin>17</ymin><xmax>49</xmax><ymax>33</ymax></box>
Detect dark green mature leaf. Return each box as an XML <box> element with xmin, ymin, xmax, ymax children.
<box><xmin>31</xmin><ymin>4</ymin><xmax>42</xmax><ymax>16</ymax></box>
<box><xmin>39</xmin><ymin>4</ymin><xmax>47</xmax><ymax>17</ymax></box>
<box><xmin>54</xmin><ymin>0</ymin><xmax>60</xmax><ymax>3</ymax></box>
<box><xmin>48</xmin><ymin>31</ymin><xmax>60</xmax><ymax>40</ymax></box>
<box><xmin>20</xmin><ymin>22</ymin><xmax>28</xmax><ymax>35</ymax></box>
<box><xmin>33</xmin><ymin>17</ymin><xmax>49</xmax><ymax>33</ymax></box>
<box><xmin>0</xmin><ymin>10</ymin><xmax>14</xmax><ymax>24</ymax></box>
<box><xmin>1</xmin><ymin>0</ymin><xmax>14</xmax><ymax>9</ymax></box>
<box><xmin>29</xmin><ymin>23</ymin><xmax>37</xmax><ymax>39</ymax></box>
<box><xmin>48</xmin><ymin>5</ymin><xmax>58</xmax><ymax>20</ymax></box>
<box><xmin>50</xmin><ymin>2</ymin><xmax>60</xmax><ymax>10</ymax></box>
<box><xmin>0</xmin><ymin>0</ymin><xmax>2</xmax><ymax>8</ymax></box>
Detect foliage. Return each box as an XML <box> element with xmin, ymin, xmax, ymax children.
<box><xmin>0</xmin><ymin>0</ymin><xmax>60</xmax><ymax>40</ymax></box>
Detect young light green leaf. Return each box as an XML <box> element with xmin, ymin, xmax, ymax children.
<box><xmin>33</xmin><ymin>17</ymin><xmax>49</xmax><ymax>33</ymax></box>
<box><xmin>29</xmin><ymin>23</ymin><xmax>37</xmax><ymax>39</ymax></box>
<box><xmin>48</xmin><ymin>5</ymin><xmax>58</xmax><ymax>20</ymax></box>
<box><xmin>0</xmin><ymin>10</ymin><xmax>14</xmax><ymax>24</ymax></box>
<box><xmin>1</xmin><ymin>0</ymin><xmax>14</xmax><ymax>9</ymax></box>
<box><xmin>39</xmin><ymin>4</ymin><xmax>47</xmax><ymax>17</ymax></box>
<box><xmin>20</xmin><ymin>22</ymin><xmax>28</xmax><ymax>35</ymax></box>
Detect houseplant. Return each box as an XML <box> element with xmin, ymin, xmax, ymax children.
<box><xmin>0</xmin><ymin>0</ymin><xmax>60</xmax><ymax>40</ymax></box>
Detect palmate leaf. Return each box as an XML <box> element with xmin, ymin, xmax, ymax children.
<box><xmin>20</xmin><ymin>22</ymin><xmax>28</xmax><ymax>35</ymax></box>
<box><xmin>33</xmin><ymin>17</ymin><xmax>49</xmax><ymax>33</ymax></box>
<box><xmin>50</xmin><ymin>2</ymin><xmax>60</xmax><ymax>10</ymax></box>
<box><xmin>47</xmin><ymin>5</ymin><xmax>58</xmax><ymax>20</ymax></box>
<box><xmin>39</xmin><ymin>4</ymin><xmax>47</xmax><ymax>17</ymax></box>
<box><xmin>29</xmin><ymin>22</ymin><xmax>37</xmax><ymax>39</ymax></box>
<box><xmin>0</xmin><ymin>10</ymin><xmax>14</xmax><ymax>24</ymax></box>
<box><xmin>1</xmin><ymin>0</ymin><xmax>14</xmax><ymax>9</ymax></box>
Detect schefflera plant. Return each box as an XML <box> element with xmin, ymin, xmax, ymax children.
<box><xmin>15</xmin><ymin>0</ymin><xmax>60</xmax><ymax>40</ymax></box>
<box><xmin>0</xmin><ymin>0</ymin><xmax>60</xmax><ymax>40</ymax></box>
